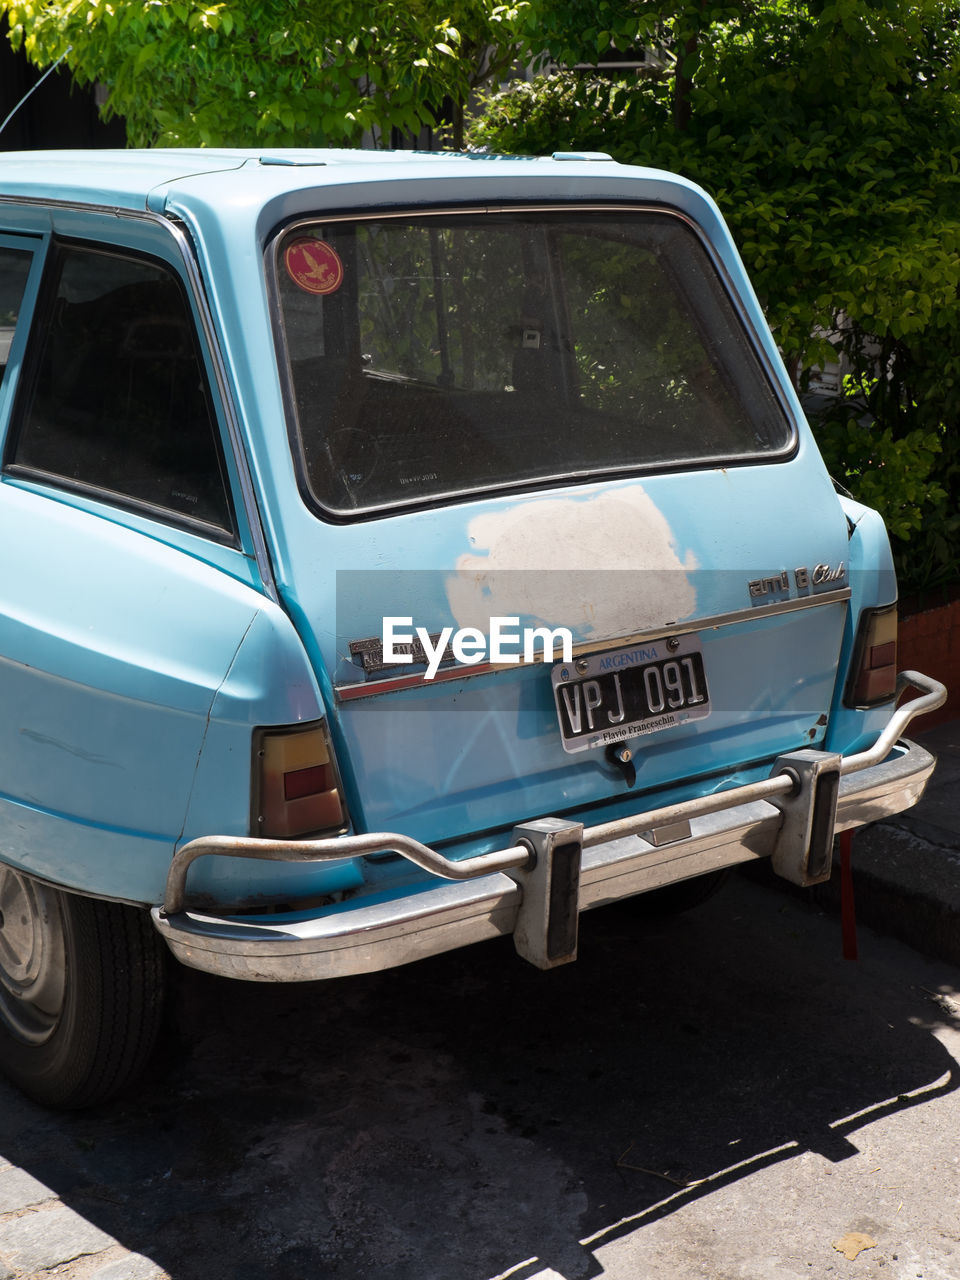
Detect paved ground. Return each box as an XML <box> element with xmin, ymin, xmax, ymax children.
<box><xmin>2</xmin><ymin>718</ymin><xmax>959</xmax><ymax>1280</ymax></box>
<box><xmin>1</xmin><ymin>870</ymin><xmax>959</xmax><ymax>1280</ymax></box>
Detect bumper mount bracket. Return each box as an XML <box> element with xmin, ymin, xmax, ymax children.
<box><xmin>508</xmin><ymin>818</ymin><xmax>584</xmax><ymax>969</ymax></box>
<box><xmin>771</xmin><ymin>748</ymin><xmax>842</xmax><ymax>886</ymax></box>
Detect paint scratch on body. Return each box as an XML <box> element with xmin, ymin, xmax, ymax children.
<box><xmin>19</xmin><ymin>728</ymin><xmax>121</xmax><ymax>767</ymax></box>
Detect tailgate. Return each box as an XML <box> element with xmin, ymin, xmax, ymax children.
<box><xmin>269</xmin><ymin>204</ymin><xmax>853</xmax><ymax>843</ymax></box>
<box><xmin>317</xmin><ymin>462</ymin><xmax>851</xmax><ymax>842</ymax></box>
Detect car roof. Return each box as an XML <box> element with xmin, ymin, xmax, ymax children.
<box><xmin>0</xmin><ymin>146</ymin><xmax>648</xmax><ymax>211</ymax></box>
<box><xmin>0</xmin><ymin>146</ymin><xmax>743</xmax><ymax>330</ymax></box>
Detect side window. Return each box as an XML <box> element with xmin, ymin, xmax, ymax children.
<box><xmin>0</xmin><ymin>248</ymin><xmax>33</xmax><ymax>387</ymax></box>
<box><xmin>8</xmin><ymin>244</ymin><xmax>233</xmax><ymax>534</ymax></box>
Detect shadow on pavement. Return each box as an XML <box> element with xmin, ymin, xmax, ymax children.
<box><xmin>0</xmin><ymin>872</ymin><xmax>957</xmax><ymax>1280</ymax></box>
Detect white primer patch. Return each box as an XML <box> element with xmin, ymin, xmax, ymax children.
<box><xmin>447</xmin><ymin>488</ymin><xmax>697</xmax><ymax>641</ymax></box>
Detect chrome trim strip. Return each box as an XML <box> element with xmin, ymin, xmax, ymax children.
<box><xmin>282</xmin><ymin>202</ymin><xmax>710</xmax><ymax>225</ymax></box>
<box><xmin>0</xmin><ymin>195</ymin><xmax>145</xmax><ymax>217</ymax></box>
<box><xmin>0</xmin><ymin>193</ymin><xmax>237</xmax><ymax>219</ymax></box>
<box><xmin>152</xmin><ymin>734</ymin><xmax>936</xmax><ymax>981</ymax></box>
<box><xmin>333</xmin><ymin>587</ymin><xmax>853</xmax><ymax>700</ymax></box>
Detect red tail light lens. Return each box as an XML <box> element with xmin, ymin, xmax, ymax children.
<box><xmin>252</xmin><ymin>722</ymin><xmax>347</xmax><ymax>838</ymax></box>
<box><xmin>845</xmin><ymin>603</ymin><xmax>898</xmax><ymax>707</ymax></box>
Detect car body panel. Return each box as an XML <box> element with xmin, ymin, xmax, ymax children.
<box><xmin>0</xmin><ymin>480</ymin><xmax>256</xmax><ymax>899</ymax></box>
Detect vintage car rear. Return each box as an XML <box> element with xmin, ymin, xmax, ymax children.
<box><xmin>0</xmin><ymin>149</ymin><xmax>944</xmax><ymax>1106</ymax></box>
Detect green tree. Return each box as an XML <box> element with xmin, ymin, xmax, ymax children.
<box><xmin>8</xmin><ymin>0</ymin><xmax>960</xmax><ymax>587</ymax></box>
<box><xmin>2</xmin><ymin>0</ymin><xmax>528</xmax><ymax>148</ymax></box>
<box><xmin>474</xmin><ymin>0</ymin><xmax>960</xmax><ymax>591</ymax></box>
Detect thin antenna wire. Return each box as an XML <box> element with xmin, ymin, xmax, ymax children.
<box><xmin>0</xmin><ymin>45</ymin><xmax>73</xmax><ymax>142</ymax></box>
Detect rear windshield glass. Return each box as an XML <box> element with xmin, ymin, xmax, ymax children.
<box><xmin>274</xmin><ymin>210</ymin><xmax>793</xmax><ymax>514</ymax></box>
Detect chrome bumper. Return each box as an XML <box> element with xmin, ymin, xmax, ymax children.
<box><xmin>152</xmin><ymin>671</ymin><xmax>945</xmax><ymax>982</ymax></box>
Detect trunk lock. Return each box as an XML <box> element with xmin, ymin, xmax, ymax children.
<box><xmin>605</xmin><ymin>743</ymin><xmax>637</xmax><ymax>787</ymax></box>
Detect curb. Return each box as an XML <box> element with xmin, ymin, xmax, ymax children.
<box><xmin>797</xmin><ymin>720</ymin><xmax>960</xmax><ymax>966</ymax></box>
<box><xmin>813</xmin><ymin>820</ymin><xmax>960</xmax><ymax>968</ymax></box>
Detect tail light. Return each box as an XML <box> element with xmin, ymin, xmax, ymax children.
<box><xmin>252</xmin><ymin>721</ymin><xmax>347</xmax><ymax>838</ymax></box>
<box><xmin>844</xmin><ymin>603</ymin><xmax>898</xmax><ymax>707</ymax></box>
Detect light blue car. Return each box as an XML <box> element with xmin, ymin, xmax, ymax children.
<box><xmin>0</xmin><ymin>148</ymin><xmax>944</xmax><ymax>1107</ymax></box>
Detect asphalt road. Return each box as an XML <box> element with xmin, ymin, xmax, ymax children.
<box><xmin>1</xmin><ymin>871</ymin><xmax>959</xmax><ymax>1280</ymax></box>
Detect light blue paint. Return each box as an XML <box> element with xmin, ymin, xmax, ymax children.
<box><xmin>0</xmin><ymin>149</ymin><xmax>903</xmax><ymax>909</ymax></box>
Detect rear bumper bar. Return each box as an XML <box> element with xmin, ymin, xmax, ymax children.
<box><xmin>152</xmin><ymin>671</ymin><xmax>945</xmax><ymax>981</ymax></box>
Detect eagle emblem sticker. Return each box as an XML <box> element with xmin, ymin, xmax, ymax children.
<box><xmin>284</xmin><ymin>238</ymin><xmax>344</xmax><ymax>295</ymax></box>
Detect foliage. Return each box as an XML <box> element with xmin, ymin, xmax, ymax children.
<box><xmin>814</xmin><ymin>412</ymin><xmax>946</xmax><ymax>542</ymax></box>
<box><xmin>2</xmin><ymin>0</ymin><xmax>529</xmax><ymax>148</ymax></box>
<box><xmin>473</xmin><ymin>0</ymin><xmax>960</xmax><ymax>592</ymax></box>
<box><xmin>7</xmin><ymin>0</ymin><xmax>960</xmax><ymax>589</ymax></box>
<box><xmin>815</xmin><ymin>404</ymin><xmax>960</xmax><ymax>592</ymax></box>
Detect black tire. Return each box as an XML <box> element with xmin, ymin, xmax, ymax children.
<box><xmin>632</xmin><ymin>868</ymin><xmax>731</xmax><ymax>917</ymax></box>
<box><xmin>0</xmin><ymin>868</ymin><xmax>165</xmax><ymax>1109</ymax></box>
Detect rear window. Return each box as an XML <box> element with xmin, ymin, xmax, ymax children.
<box><xmin>273</xmin><ymin>210</ymin><xmax>793</xmax><ymax>515</ymax></box>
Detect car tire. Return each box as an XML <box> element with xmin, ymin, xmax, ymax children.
<box><xmin>0</xmin><ymin>868</ymin><xmax>165</xmax><ymax>1109</ymax></box>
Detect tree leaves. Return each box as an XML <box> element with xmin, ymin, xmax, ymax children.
<box><xmin>472</xmin><ymin>0</ymin><xmax>960</xmax><ymax>589</ymax></box>
<box><xmin>7</xmin><ymin>0</ymin><xmax>960</xmax><ymax>586</ymax></box>
<box><xmin>0</xmin><ymin>0</ymin><xmax>531</xmax><ymax>148</ymax></box>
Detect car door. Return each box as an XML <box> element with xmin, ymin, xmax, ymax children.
<box><xmin>0</xmin><ymin>220</ymin><xmax>281</xmax><ymax>903</ymax></box>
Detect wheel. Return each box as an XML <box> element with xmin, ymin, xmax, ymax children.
<box><xmin>0</xmin><ymin>867</ymin><xmax>166</xmax><ymax>1109</ymax></box>
<box><xmin>633</xmin><ymin>868</ymin><xmax>731</xmax><ymax>917</ymax></box>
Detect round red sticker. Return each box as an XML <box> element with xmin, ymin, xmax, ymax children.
<box><xmin>284</xmin><ymin>238</ymin><xmax>344</xmax><ymax>295</ymax></box>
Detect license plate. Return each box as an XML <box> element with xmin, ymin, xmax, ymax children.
<box><xmin>552</xmin><ymin>636</ymin><xmax>711</xmax><ymax>753</ymax></box>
